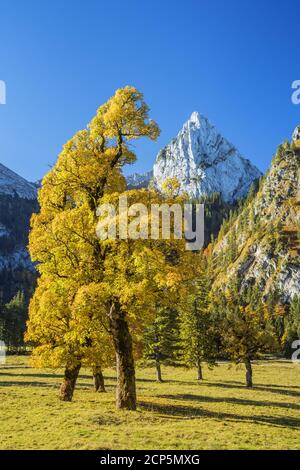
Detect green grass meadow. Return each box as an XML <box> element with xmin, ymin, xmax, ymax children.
<box><xmin>0</xmin><ymin>356</ymin><xmax>300</xmax><ymax>450</ymax></box>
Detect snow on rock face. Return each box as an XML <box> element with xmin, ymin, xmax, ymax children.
<box><xmin>0</xmin><ymin>163</ymin><xmax>37</xmax><ymax>199</ymax></box>
<box><xmin>153</xmin><ymin>112</ymin><xmax>262</xmax><ymax>202</ymax></box>
<box><xmin>213</xmin><ymin>141</ymin><xmax>300</xmax><ymax>302</ymax></box>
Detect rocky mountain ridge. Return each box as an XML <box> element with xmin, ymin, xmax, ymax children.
<box><xmin>211</xmin><ymin>138</ymin><xmax>300</xmax><ymax>302</ymax></box>
<box><xmin>0</xmin><ymin>163</ymin><xmax>37</xmax><ymax>199</ymax></box>
<box><xmin>0</xmin><ymin>163</ymin><xmax>37</xmax><ymax>301</ymax></box>
<box><xmin>128</xmin><ymin>112</ymin><xmax>262</xmax><ymax>202</ymax></box>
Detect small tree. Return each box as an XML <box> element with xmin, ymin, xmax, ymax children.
<box><xmin>142</xmin><ymin>306</ymin><xmax>180</xmax><ymax>382</ymax></box>
<box><xmin>180</xmin><ymin>268</ymin><xmax>216</xmax><ymax>380</ymax></box>
<box><xmin>282</xmin><ymin>295</ymin><xmax>300</xmax><ymax>356</ymax></box>
<box><xmin>1</xmin><ymin>291</ymin><xmax>27</xmax><ymax>353</ymax></box>
<box><xmin>214</xmin><ymin>282</ymin><xmax>277</xmax><ymax>387</ymax></box>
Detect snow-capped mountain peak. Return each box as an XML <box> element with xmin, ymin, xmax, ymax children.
<box><xmin>153</xmin><ymin>112</ymin><xmax>262</xmax><ymax>202</ymax></box>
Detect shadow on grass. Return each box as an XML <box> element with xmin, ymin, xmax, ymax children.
<box><xmin>88</xmin><ymin>375</ymin><xmax>195</xmax><ymax>386</ymax></box>
<box><xmin>0</xmin><ymin>372</ymin><xmax>66</xmax><ymax>379</ymax></box>
<box><xmin>0</xmin><ymin>380</ymin><xmax>116</xmax><ymax>391</ymax></box>
<box><xmin>254</xmin><ymin>383</ymin><xmax>300</xmax><ymax>390</ymax></box>
<box><xmin>139</xmin><ymin>400</ymin><xmax>300</xmax><ymax>429</ymax></box>
<box><xmin>0</xmin><ymin>371</ymin><xmax>195</xmax><ymax>387</ymax></box>
<box><xmin>204</xmin><ymin>381</ymin><xmax>300</xmax><ymax>398</ymax></box>
<box><xmin>0</xmin><ymin>380</ymin><xmax>58</xmax><ymax>388</ymax></box>
<box><xmin>157</xmin><ymin>393</ymin><xmax>300</xmax><ymax>411</ymax></box>
<box><xmin>0</xmin><ymin>371</ymin><xmax>114</xmax><ymax>382</ymax></box>
<box><xmin>0</xmin><ymin>371</ymin><xmax>97</xmax><ymax>380</ymax></box>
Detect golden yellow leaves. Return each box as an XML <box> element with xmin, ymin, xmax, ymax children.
<box><xmin>90</xmin><ymin>86</ymin><xmax>160</xmax><ymax>142</ymax></box>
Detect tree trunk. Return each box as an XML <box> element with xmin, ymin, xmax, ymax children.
<box><xmin>196</xmin><ymin>358</ymin><xmax>203</xmax><ymax>380</ymax></box>
<box><xmin>244</xmin><ymin>358</ymin><xmax>253</xmax><ymax>387</ymax></box>
<box><xmin>93</xmin><ymin>366</ymin><xmax>106</xmax><ymax>392</ymax></box>
<box><xmin>155</xmin><ymin>360</ymin><xmax>163</xmax><ymax>383</ymax></box>
<box><xmin>59</xmin><ymin>362</ymin><xmax>81</xmax><ymax>401</ymax></box>
<box><xmin>108</xmin><ymin>303</ymin><xmax>136</xmax><ymax>410</ymax></box>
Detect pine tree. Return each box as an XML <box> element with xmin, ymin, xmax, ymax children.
<box><xmin>142</xmin><ymin>306</ymin><xmax>180</xmax><ymax>382</ymax></box>
<box><xmin>180</xmin><ymin>267</ymin><xmax>216</xmax><ymax>380</ymax></box>
<box><xmin>1</xmin><ymin>291</ymin><xmax>27</xmax><ymax>353</ymax></box>
<box><xmin>282</xmin><ymin>295</ymin><xmax>300</xmax><ymax>356</ymax></box>
<box><xmin>265</xmin><ymin>289</ymin><xmax>286</xmax><ymax>341</ymax></box>
<box><xmin>227</xmin><ymin>228</ymin><xmax>238</xmax><ymax>264</ymax></box>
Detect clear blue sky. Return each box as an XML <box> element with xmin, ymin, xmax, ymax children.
<box><xmin>0</xmin><ymin>0</ymin><xmax>299</xmax><ymax>181</ymax></box>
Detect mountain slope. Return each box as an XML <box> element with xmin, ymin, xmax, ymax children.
<box><xmin>0</xmin><ymin>163</ymin><xmax>37</xmax><ymax>199</ymax></box>
<box><xmin>0</xmin><ymin>164</ymin><xmax>38</xmax><ymax>302</ymax></box>
<box><xmin>152</xmin><ymin>112</ymin><xmax>261</xmax><ymax>202</ymax></box>
<box><xmin>211</xmin><ymin>139</ymin><xmax>300</xmax><ymax>302</ymax></box>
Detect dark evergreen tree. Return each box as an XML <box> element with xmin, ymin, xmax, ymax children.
<box><xmin>282</xmin><ymin>295</ymin><xmax>300</xmax><ymax>357</ymax></box>
<box><xmin>180</xmin><ymin>269</ymin><xmax>216</xmax><ymax>380</ymax></box>
<box><xmin>0</xmin><ymin>291</ymin><xmax>27</xmax><ymax>353</ymax></box>
<box><xmin>142</xmin><ymin>306</ymin><xmax>180</xmax><ymax>382</ymax></box>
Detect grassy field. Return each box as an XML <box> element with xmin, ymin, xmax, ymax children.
<box><xmin>0</xmin><ymin>356</ymin><xmax>300</xmax><ymax>450</ymax></box>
